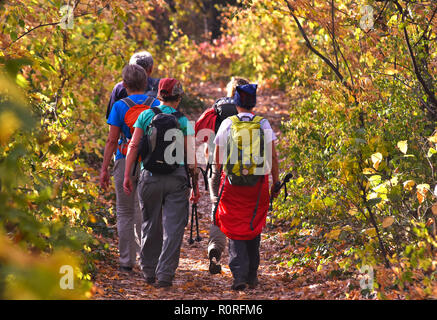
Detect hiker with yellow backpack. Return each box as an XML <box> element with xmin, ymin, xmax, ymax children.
<box><xmin>213</xmin><ymin>84</ymin><xmax>280</xmax><ymax>291</ymax></box>
<box><xmin>100</xmin><ymin>64</ymin><xmax>160</xmax><ymax>273</ymax></box>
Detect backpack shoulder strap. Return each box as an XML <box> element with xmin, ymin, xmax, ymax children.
<box><xmin>252</xmin><ymin>115</ymin><xmax>264</xmax><ymax>123</ymax></box>
<box><xmin>172</xmin><ymin>110</ymin><xmax>185</xmax><ymax>120</ymax></box>
<box><xmin>150</xmin><ymin>106</ymin><xmax>162</xmax><ymax>115</ymax></box>
<box><xmin>229</xmin><ymin>115</ymin><xmax>240</xmax><ymax>124</ymax></box>
<box><xmin>144</xmin><ymin>96</ymin><xmax>157</xmax><ymax>107</ymax></box>
<box><xmin>121</xmin><ymin>97</ymin><xmax>136</xmax><ymax>108</ymax></box>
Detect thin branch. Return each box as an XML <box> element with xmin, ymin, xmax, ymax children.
<box><xmin>283</xmin><ymin>0</ymin><xmax>350</xmax><ymax>90</ymax></box>
<box><xmin>331</xmin><ymin>0</ymin><xmax>338</xmax><ymax>68</ymax></box>
<box><xmin>393</xmin><ymin>0</ymin><xmax>437</xmax><ymax>111</ymax></box>
<box><xmin>6</xmin><ymin>11</ymin><xmax>94</xmax><ymax>49</ymax></box>
<box><xmin>413</xmin><ymin>5</ymin><xmax>437</xmax><ymax>47</ymax></box>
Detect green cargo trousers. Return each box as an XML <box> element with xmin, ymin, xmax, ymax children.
<box><xmin>137</xmin><ymin>167</ymin><xmax>190</xmax><ymax>283</ymax></box>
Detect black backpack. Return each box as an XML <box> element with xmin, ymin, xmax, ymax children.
<box><xmin>137</xmin><ymin>107</ymin><xmax>185</xmax><ymax>174</ymax></box>
<box><xmin>213</xmin><ymin>97</ymin><xmax>238</xmax><ymax>133</ymax></box>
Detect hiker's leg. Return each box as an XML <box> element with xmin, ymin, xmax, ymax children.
<box><xmin>133</xmin><ymin>185</ymin><xmax>142</xmax><ymax>261</ymax></box>
<box><xmin>228</xmin><ymin>238</ymin><xmax>249</xmax><ymax>283</ymax></box>
<box><xmin>137</xmin><ymin>170</ymin><xmax>164</xmax><ymax>279</ymax></box>
<box><xmin>156</xmin><ymin>169</ymin><xmax>190</xmax><ymax>283</ymax></box>
<box><xmin>113</xmin><ymin>158</ymin><xmax>140</xmax><ymax>268</ymax></box>
<box><xmin>208</xmin><ymin>165</ymin><xmax>226</xmax><ymax>260</ymax></box>
<box><xmin>246</xmin><ymin>234</ymin><xmax>261</xmax><ymax>282</ymax></box>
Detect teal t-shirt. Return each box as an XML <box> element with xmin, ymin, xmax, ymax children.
<box><xmin>134</xmin><ymin>105</ymin><xmax>194</xmax><ymax>136</ymax></box>
<box><xmin>133</xmin><ymin>105</ymin><xmax>194</xmax><ymax>168</ymax></box>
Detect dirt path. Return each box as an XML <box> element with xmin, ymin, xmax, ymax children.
<box><xmin>92</xmin><ymin>83</ymin><xmax>354</xmax><ymax>300</ymax></box>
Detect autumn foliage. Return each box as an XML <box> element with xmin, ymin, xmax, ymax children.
<box><xmin>0</xmin><ymin>0</ymin><xmax>436</xmax><ymax>299</ymax></box>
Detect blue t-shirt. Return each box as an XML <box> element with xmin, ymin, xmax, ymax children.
<box><xmin>107</xmin><ymin>94</ymin><xmax>161</xmax><ymax>160</ymax></box>
<box><xmin>106</xmin><ymin>78</ymin><xmax>160</xmax><ymax>119</ymax></box>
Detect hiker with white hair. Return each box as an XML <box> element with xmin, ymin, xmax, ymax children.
<box><xmin>106</xmin><ymin>51</ymin><xmax>160</xmax><ymax>119</ymax></box>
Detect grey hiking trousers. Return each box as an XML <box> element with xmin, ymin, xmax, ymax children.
<box><xmin>137</xmin><ymin>167</ymin><xmax>190</xmax><ymax>283</ymax></box>
<box><xmin>112</xmin><ymin>158</ymin><xmax>142</xmax><ymax>268</ymax></box>
<box><xmin>208</xmin><ymin>165</ymin><xmax>227</xmax><ymax>260</ymax></box>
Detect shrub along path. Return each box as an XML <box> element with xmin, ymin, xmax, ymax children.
<box><xmin>92</xmin><ymin>82</ymin><xmax>365</xmax><ymax>300</ymax></box>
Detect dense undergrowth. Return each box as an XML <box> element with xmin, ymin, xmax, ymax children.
<box><xmin>0</xmin><ymin>0</ymin><xmax>436</xmax><ymax>299</ymax></box>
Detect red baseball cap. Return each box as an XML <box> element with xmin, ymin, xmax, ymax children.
<box><xmin>158</xmin><ymin>78</ymin><xmax>184</xmax><ymax>99</ymax></box>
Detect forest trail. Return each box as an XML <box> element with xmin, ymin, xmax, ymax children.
<box><xmin>92</xmin><ymin>83</ymin><xmax>355</xmax><ymax>300</ymax></box>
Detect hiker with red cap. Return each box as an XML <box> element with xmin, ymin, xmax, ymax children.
<box><xmin>213</xmin><ymin>83</ymin><xmax>280</xmax><ymax>291</ymax></box>
<box><xmin>100</xmin><ymin>64</ymin><xmax>160</xmax><ymax>273</ymax></box>
<box><xmin>123</xmin><ymin>78</ymin><xmax>199</xmax><ymax>288</ymax></box>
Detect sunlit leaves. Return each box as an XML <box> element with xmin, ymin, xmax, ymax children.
<box><xmin>397</xmin><ymin>141</ymin><xmax>408</xmax><ymax>154</ymax></box>
<box><xmin>371</xmin><ymin>152</ymin><xmax>383</xmax><ymax>170</ymax></box>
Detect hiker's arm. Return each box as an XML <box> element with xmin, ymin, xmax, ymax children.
<box><xmin>123</xmin><ymin>127</ymin><xmax>143</xmax><ymax>195</ymax></box>
<box><xmin>214</xmin><ymin>144</ymin><xmax>224</xmax><ymax>172</ymax></box>
<box><xmin>185</xmin><ymin>135</ymin><xmax>200</xmax><ymax>203</ymax></box>
<box><xmin>270</xmin><ymin>141</ymin><xmax>280</xmax><ymax>199</ymax></box>
<box><xmin>100</xmin><ymin>125</ymin><xmax>120</xmax><ymax>189</ymax></box>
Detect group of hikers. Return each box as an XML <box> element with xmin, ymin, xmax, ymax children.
<box><xmin>100</xmin><ymin>50</ymin><xmax>280</xmax><ymax>291</ymax></box>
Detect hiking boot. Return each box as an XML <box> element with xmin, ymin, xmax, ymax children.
<box><xmin>247</xmin><ymin>277</ymin><xmax>259</xmax><ymax>289</ymax></box>
<box><xmin>155</xmin><ymin>280</ymin><xmax>172</xmax><ymax>289</ymax></box>
<box><xmin>141</xmin><ymin>272</ymin><xmax>156</xmax><ymax>284</ymax></box>
<box><xmin>231</xmin><ymin>280</ymin><xmax>247</xmax><ymax>291</ymax></box>
<box><xmin>208</xmin><ymin>248</ymin><xmax>222</xmax><ymax>275</ymax></box>
<box><xmin>119</xmin><ymin>266</ymin><xmax>133</xmax><ymax>273</ymax></box>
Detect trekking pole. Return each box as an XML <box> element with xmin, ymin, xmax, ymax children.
<box><xmin>188</xmin><ymin>204</ymin><xmax>195</xmax><ymax>244</ymax></box>
<box><xmin>197</xmin><ymin>167</ymin><xmax>209</xmax><ymax>191</ymax></box>
<box><xmin>188</xmin><ymin>169</ymin><xmax>202</xmax><ymax>244</ymax></box>
<box><xmin>269</xmin><ymin>173</ymin><xmax>293</xmax><ymax>211</ymax></box>
<box><xmin>194</xmin><ymin>203</ymin><xmax>202</xmax><ymax>242</ymax></box>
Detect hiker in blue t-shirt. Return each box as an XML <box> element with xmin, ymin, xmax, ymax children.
<box><xmin>106</xmin><ymin>51</ymin><xmax>160</xmax><ymax>119</ymax></box>
<box><xmin>100</xmin><ymin>64</ymin><xmax>160</xmax><ymax>273</ymax></box>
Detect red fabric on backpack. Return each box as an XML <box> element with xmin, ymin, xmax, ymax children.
<box><xmin>195</xmin><ymin>107</ymin><xmax>217</xmax><ymax>142</ymax></box>
<box><xmin>215</xmin><ymin>173</ymin><xmax>270</xmax><ymax>240</ymax></box>
<box><xmin>124</xmin><ymin>104</ymin><xmax>150</xmax><ymax>135</ymax></box>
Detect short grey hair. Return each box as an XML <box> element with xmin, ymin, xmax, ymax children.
<box><xmin>129</xmin><ymin>51</ymin><xmax>154</xmax><ymax>73</ymax></box>
<box><xmin>122</xmin><ymin>64</ymin><xmax>148</xmax><ymax>92</ymax></box>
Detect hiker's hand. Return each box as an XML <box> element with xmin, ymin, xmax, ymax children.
<box><xmin>190</xmin><ymin>184</ymin><xmax>200</xmax><ymax>204</ymax></box>
<box><xmin>123</xmin><ymin>176</ymin><xmax>133</xmax><ymax>195</ymax></box>
<box><xmin>270</xmin><ymin>182</ymin><xmax>281</xmax><ymax>199</ymax></box>
<box><xmin>100</xmin><ymin>168</ymin><xmax>110</xmax><ymax>189</ymax></box>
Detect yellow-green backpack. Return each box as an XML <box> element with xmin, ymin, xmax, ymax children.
<box><xmin>223</xmin><ymin>114</ymin><xmax>266</xmax><ymax>186</ymax></box>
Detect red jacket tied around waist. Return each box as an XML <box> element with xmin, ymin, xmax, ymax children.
<box><xmin>215</xmin><ymin>172</ymin><xmax>270</xmax><ymax>240</ymax></box>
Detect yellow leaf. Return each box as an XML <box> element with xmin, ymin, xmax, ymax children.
<box><xmin>363</xmin><ymin>168</ymin><xmax>376</xmax><ymax>175</ymax></box>
<box><xmin>382</xmin><ymin>217</ymin><xmax>394</xmax><ymax>228</ymax></box>
<box><xmin>371</xmin><ymin>152</ymin><xmax>383</xmax><ymax>170</ymax></box>
<box><xmin>417</xmin><ymin>184</ymin><xmax>430</xmax><ymax>194</ymax></box>
<box><xmin>403</xmin><ymin>180</ymin><xmax>415</xmax><ymax>191</ymax></box>
<box><xmin>342</xmin><ymin>225</ymin><xmax>353</xmax><ymax>232</ymax></box>
<box><xmin>348</xmin><ymin>208</ymin><xmax>358</xmax><ymax>216</ymax></box>
<box><xmin>363</xmin><ymin>228</ymin><xmax>376</xmax><ymax>237</ymax></box>
<box><xmin>326</xmin><ymin>228</ymin><xmax>341</xmax><ymax>240</ymax></box>
<box><xmin>397</xmin><ymin>140</ymin><xmax>408</xmax><ymax>154</ymax></box>
<box><xmin>428</xmin><ymin>134</ymin><xmax>437</xmax><ymax>144</ymax></box>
